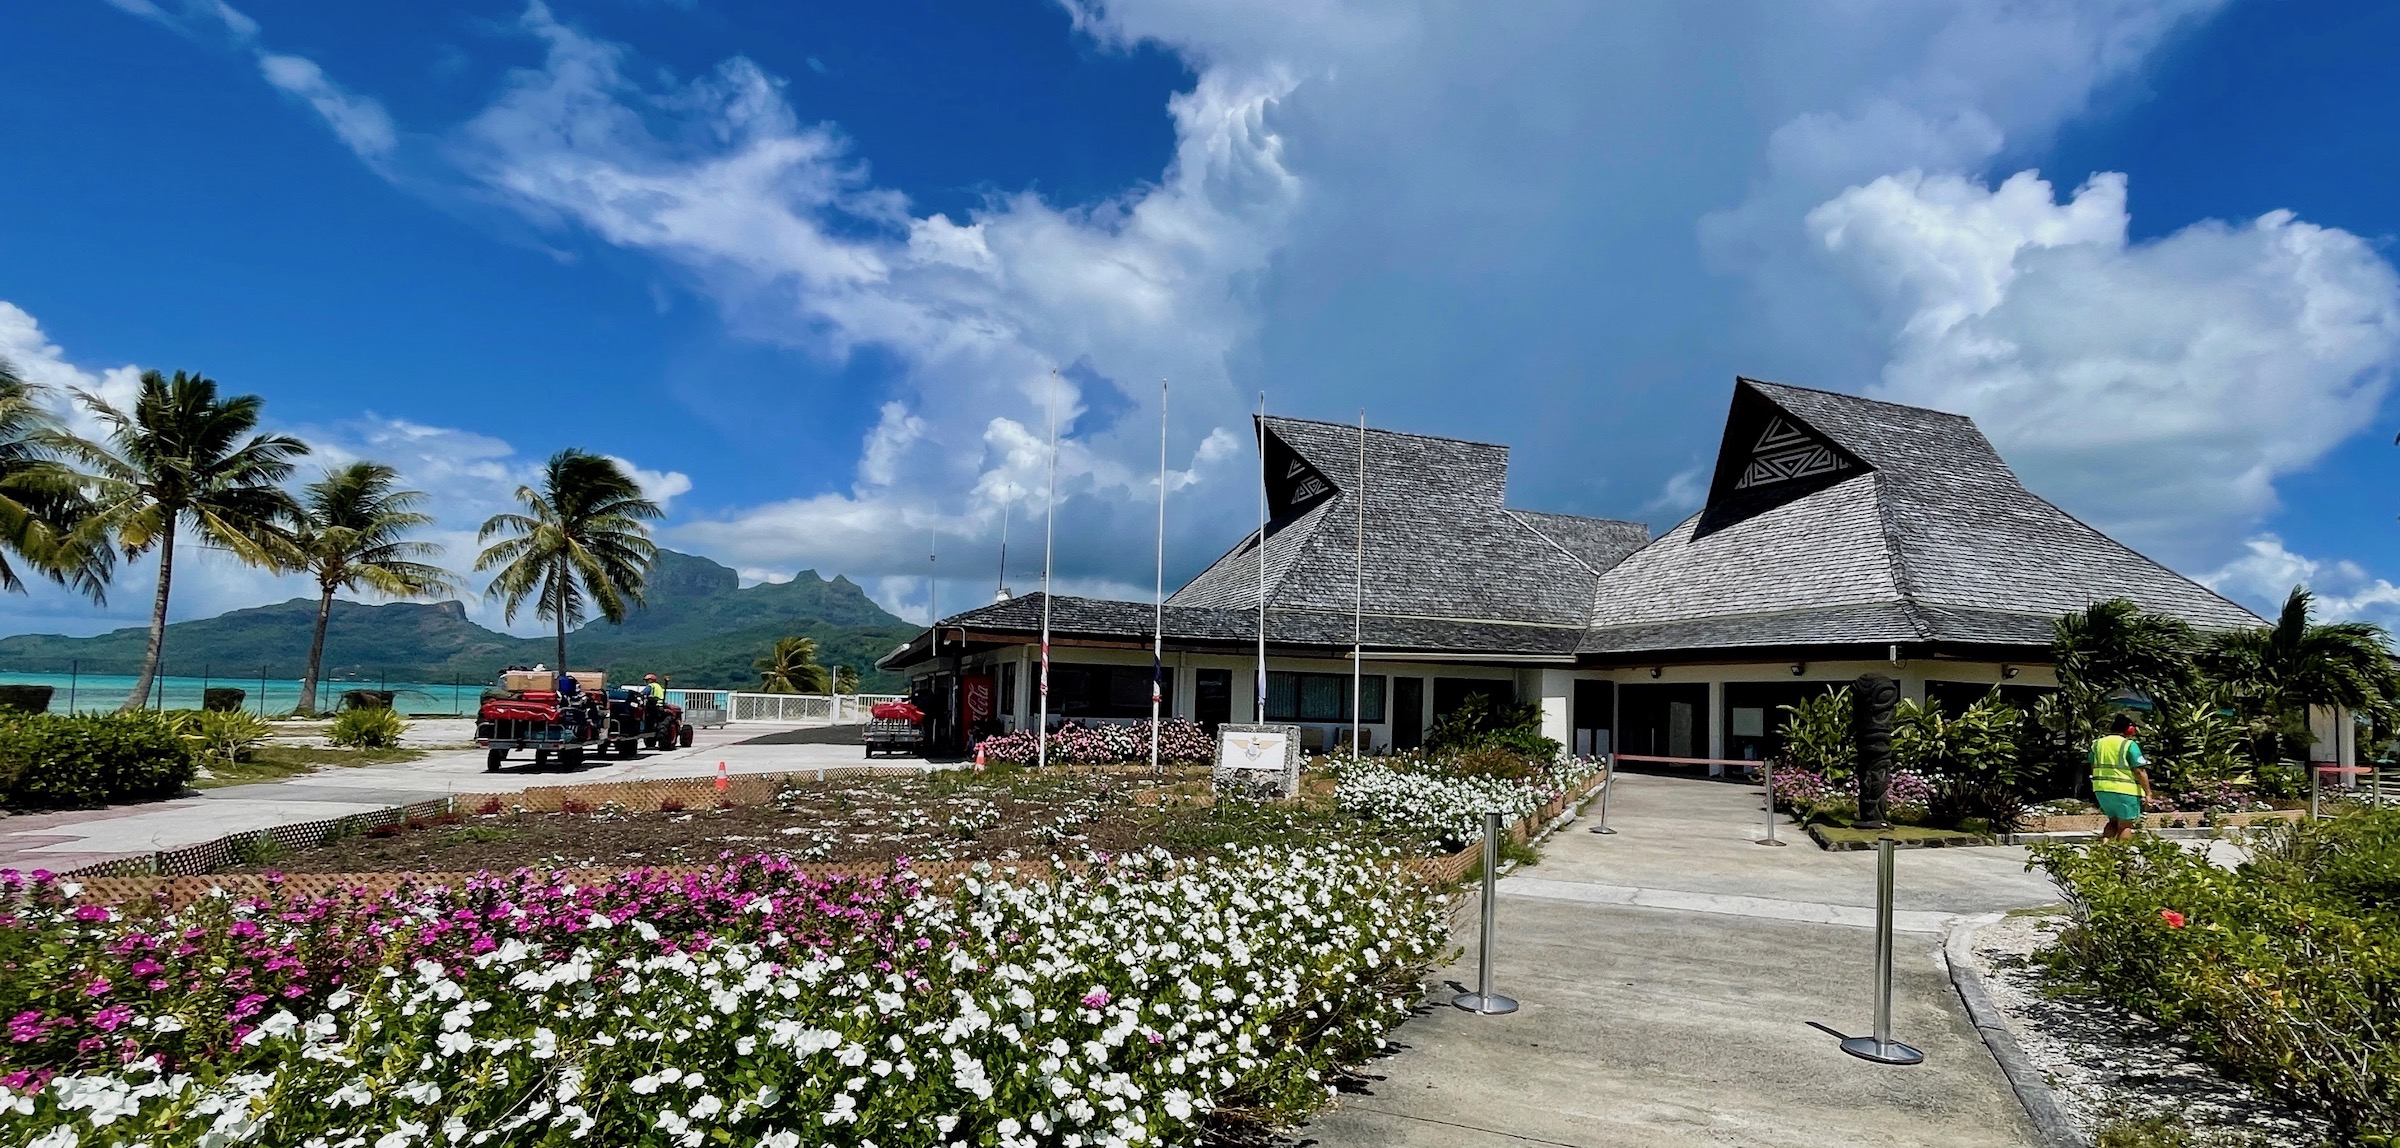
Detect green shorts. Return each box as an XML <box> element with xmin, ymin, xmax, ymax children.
<box><xmin>2094</xmin><ymin>790</ymin><xmax>2144</xmax><ymax>822</ymax></box>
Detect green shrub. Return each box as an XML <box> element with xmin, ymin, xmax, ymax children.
<box><xmin>1778</xmin><ymin>688</ymin><xmax>1855</xmax><ymax>778</ymax></box>
<box><xmin>2033</xmin><ymin>818</ymin><xmax>2400</xmax><ymax>1140</ymax></box>
<box><xmin>165</xmin><ymin>708</ymin><xmax>273</xmax><ymax>766</ymax></box>
<box><xmin>328</xmin><ymin>706</ymin><xmax>407</xmax><ymax>748</ymax></box>
<box><xmin>1425</xmin><ymin>693</ymin><xmax>1561</xmax><ymax>760</ymax></box>
<box><xmin>0</xmin><ymin>711</ymin><xmax>197</xmax><ymax>808</ymax></box>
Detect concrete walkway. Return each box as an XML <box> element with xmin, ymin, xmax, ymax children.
<box><xmin>0</xmin><ymin>721</ymin><xmax>933</xmax><ymax>871</ymax></box>
<box><xmin>1300</xmin><ymin>772</ymin><xmax>2066</xmax><ymax>1148</ymax></box>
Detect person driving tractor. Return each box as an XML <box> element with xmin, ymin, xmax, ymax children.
<box><xmin>644</xmin><ymin>673</ymin><xmax>666</xmax><ymax>703</ymax></box>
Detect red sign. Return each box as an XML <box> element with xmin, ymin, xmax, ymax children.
<box><xmin>963</xmin><ymin>674</ymin><xmax>995</xmax><ymax>725</ymax></box>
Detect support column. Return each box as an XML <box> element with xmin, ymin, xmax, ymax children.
<box><xmin>1537</xmin><ymin>669</ymin><xmax>1573</xmax><ymax>748</ymax></box>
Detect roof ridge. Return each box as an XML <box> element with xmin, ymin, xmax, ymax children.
<box><xmin>1503</xmin><ymin>509</ymin><xmax>1603</xmax><ymax>577</ymax></box>
<box><xmin>1864</xmin><ymin>472</ymin><xmax>1937</xmax><ymax>641</ymax></box>
<box><xmin>1506</xmin><ymin>506</ymin><xmax>1647</xmax><ymax>531</ymax></box>
<box><xmin>1260</xmin><ymin>413</ymin><xmax>1511</xmax><ymax>451</ymax></box>
<box><xmin>1737</xmin><ymin>376</ymin><xmax>1976</xmax><ymax>423</ymax></box>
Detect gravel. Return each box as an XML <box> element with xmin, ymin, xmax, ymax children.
<box><xmin>1967</xmin><ymin>912</ymin><xmax>2334</xmax><ymax>1147</ymax></box>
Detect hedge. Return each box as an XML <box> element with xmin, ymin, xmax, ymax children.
<box><xmin>0</xmin><ymin>711</ymin><xmax>198</xmax><ymax>809</ymax></box>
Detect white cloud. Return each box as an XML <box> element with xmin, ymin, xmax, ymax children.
<box><xmin>0</xmin><ymin>301</ymin><xmax>690</xmax><ymax>638</ymax></box>
<box><xmin>2205</xmin><ymin>535</ymin><xmax>2400</xmax><ymax>624</ymax></box>
<box><xmin>256</xmin><ymin>53</ymin><xmax>396</xmax><ymax>158</ymax></box>
<box><xmin>1806</xmin><ymin>169</ymin><xmax>2400</xmax><ymax>564</ymax></box>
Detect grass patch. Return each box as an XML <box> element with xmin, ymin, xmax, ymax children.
<box><xmin>1804</xmin><ymin>820</ymin><xmax>1997</xmax><ymax>850</ymax></box>
<box><xmin>191</xmin><ymin>744</ymin><xmax>425</xmax><ymax>788</ymax></box>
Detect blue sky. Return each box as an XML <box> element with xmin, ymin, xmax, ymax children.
<box><xmin>0</xmin><ymin>0</ymin><xmax>2396</xmax><ymax>636</ymax></box>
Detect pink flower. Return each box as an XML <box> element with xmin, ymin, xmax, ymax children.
<box><xmin>83</xmin><ymin>978</ymin><xmax>111</xmax><ymax>998</ymax></box>
<box><xmin>88</xmin><ymin>1006</ymin><xmax>131</xmax><ymax>1033</ymax></box>
<box><xmin>1081</xmin><ymin>988</ymin><xmax>1112</xmax><ymax>1009</ymax></box>
<box><xmin>2160</xmin><ymin>909</ymin><xmax>2187</xmax><ymax>929</ymax></box>
<box><xmin>70</xmin><ymin>905</ymin><xmax>109</xmax><ymax>923</ymax></box>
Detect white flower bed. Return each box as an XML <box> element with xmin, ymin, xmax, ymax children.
<box><xmin>1332</xmin><ymin>756</ymin><xmax>1600</xmax><ymax>849</ymax></box>
<box><xmin>4</xmin><ymin>847</ymin><xmax>1444</xmax><ymax>1147</ymax></box>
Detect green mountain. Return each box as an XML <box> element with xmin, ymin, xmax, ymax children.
<box><xmin>0</xmin><ymin>551</ymin><xmax>920</xmax><ymax>692</ymax></box>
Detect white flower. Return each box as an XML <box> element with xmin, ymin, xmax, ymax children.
<box><xmin>821</xmin><ymin>1094</ymin><xmax>858</xmax><ymax>1125</ymax></box>
<box><xmin>631</xmin><ymin>1076</ymin><xmax>661</xmax><ymax>1096</ymax></box>
<box><xmin>757</xmin><ymin>1133</ymin><xmax>800</xmax><ymax>1148</ymax></box>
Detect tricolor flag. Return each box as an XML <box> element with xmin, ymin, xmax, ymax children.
<box><xmin>1039</xmin><ymin>641</ymin><xmax>1050</xmax><ymax>695</ymax></box>
<box><xmin>1151</xmin><ymin>650</ymin><xmax>1163</xmax><ymax>703</ymax></box>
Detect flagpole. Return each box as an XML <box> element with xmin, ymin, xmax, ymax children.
<box><xmin>1352</xmin><ymin>409</ymin><xmax>1365</xmax><ymax>760</ymax></box>
<box><xmin>1151</xmin><ymin>377</ymin><xmax>1167</xmax><ymax>775</ymax></box>
<box><xmin>995</xmin><ymin>495</ymin><xmax>1010</xmax><ymax>602</ymax></box>
<box><xmin>1255</xmin><ymin>393</ymin><xmax>1268</xmax><ymax>726</ymax></box>
<box><xmin>1039</xmin><ymin>369</ymin><xmax>1058</xmax><ymax>770</ymax></box>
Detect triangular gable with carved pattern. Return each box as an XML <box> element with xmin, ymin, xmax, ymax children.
<box><xmin>1735</xmin><ymin>415</ymin><xmax>1849</xmax><ymax>491</ymax></box>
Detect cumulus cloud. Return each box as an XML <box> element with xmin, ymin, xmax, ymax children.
<box><xmin>2205</xmin><ymin>535</ymin><xmax>2400</xmax><ymax>624</ymax></box>
<box><xmin>0</xmin><ymin>300</ymin><xmax>689</xmax><ymax>638</ymax></box>
<box><xmin>1806</xmin><ymin>170</ymin><xmax>2400</xmax><ymax>564</ymax></box>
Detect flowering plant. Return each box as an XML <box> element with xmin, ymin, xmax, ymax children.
<box><xmin>1332</xmin><ymin>755</ymin><xmax>1599</xmax><ymax>851</ymax></box>
<box><xmin>974</xmin><ymin>719</ymin><xmax>1215</xmax><ymax>767</ymax></box>
<box><xmin>1</xmin><ymin>846</ymin><xmax>1443</xmax><ymax>1146</ymax></box>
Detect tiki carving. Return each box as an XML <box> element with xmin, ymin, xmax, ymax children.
<box><xmin>1852</xmin><ymin>673</ymin><xmax>1900</xmax><ymax>829</ymax></box>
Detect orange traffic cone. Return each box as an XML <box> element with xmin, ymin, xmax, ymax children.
<box><xmin>715</xmin><ymin>761</ymin><xmax>729</xmax><ymax>792</ymax></box>
<box><xmin>973</xmin><ymin>743</ymin><xmax>986</xmax><ymax>771</ymax></box>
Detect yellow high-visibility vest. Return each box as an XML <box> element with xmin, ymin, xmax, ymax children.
<box><xmin>2091</xmin><ymin>735</ymin><xmax>2143</xmax><ymax>796</ymax></box>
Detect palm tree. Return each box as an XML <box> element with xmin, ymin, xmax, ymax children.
<box><xmin>2052</xmin><ymin>597</ymin><xmax>2197</xmax><ymax>701</ymax></box>
<box><xmin>0</xmin><ymin>359</ymin><xmax>109</xmax><ymax>600</ymax></box>
<box><xmin>475</xmin><ymin>450</ymin><xmax>660</xmax><ymax>671</ymax></box>
<box><xmin>755</xmin><ymin>635</ymin><xmax>830</xmax><ymax>694</ymax></box>
<box><xmin>66</xmin><ymin>370</ymin><xmax>308</xmax><ymax>710</ymax></box>
<box><xmin>290</xmin><ymin>462</ymin><xmax>456</xmax><ymax>716</ymax></box>
<box><xmin>2204</xmin><ymin>586</ymin><xmax>2398</xmax><ymax>762</ymax></box>
<box><xmin>832</xmin><ymin>664</ymin><xmax>860</xmax><ymax>695</ymax></box>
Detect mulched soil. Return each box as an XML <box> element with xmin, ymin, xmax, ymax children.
<box><xmin>226</xmin><ymin>767</ymin><xmax>1378</xmax><ymax>875</ymax></box>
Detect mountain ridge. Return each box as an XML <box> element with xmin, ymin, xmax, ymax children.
<box><xmin>0</xmin><ymin>551</ymin><xmax>919</xmax><ymax>691</ymax></box>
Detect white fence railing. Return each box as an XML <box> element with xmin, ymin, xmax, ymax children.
<box><xmin>664</xmin><ymin>691</ymin><xmax>907</xmax><ymax>725</ymax></box>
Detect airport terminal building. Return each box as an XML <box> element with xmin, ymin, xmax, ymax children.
<box><xmin>881</xmin><ymin>379</ymin><xmax>2268</xmax><ymax>764</ymax></box>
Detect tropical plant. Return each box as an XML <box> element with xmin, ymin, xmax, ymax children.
<box><xmin>2202</xmin><ymin>585</ymin><xmax>2399</xmax><ymax>765</ymax></box>
<box><xmin>1894</xmin><ymin>695</ymin><xmax>2023</xmax><ymax>788</ymax></box>
<box><xmin>474</xmin><ymin>450</ymin><xmax>661</xmax><ymax>670</ymax></box>
<box><xmin>1425</xmin><ymin>693</ymin><xmax>1559</xmax><ymax>759</ymax></box>
<box><xmin>1777</xmin><ymin>688</ymin><xmax>1855</xmax><ymax>778</ymax></box>
<box><xmin>327</xmin><ymin>706</ymin><xmax>406</xmax><ymax>749</ymax></box>
<box><xmin>833</xmin><ymin>664</ymin><xmax>860</xmax><ymax>695</ymax></box>
<box><xmin>754</xmin><ymin>634</ymin><xmax>830</xmax><ymax>694</ymax></box>
<box><xmin>62</xmin><ymin>370</ymin><xmax>309</xmax><ymax>710</ymax></box>
<box><xmin>0</xmin><ymin>358</ymin><xmax>108</xmax><ymax>600</ymax></box>
<box><xmin>2053</xmin><ymin>597</ymin><xmax>2198</xmax><ymax>702</ymax></box>
<box><xmin>2139</xmin><ymin>688</ymin><xmax>2251</xmax><ymax>799</ymax></box>
<box><xmin>167</xmin><ymin>707</ymin><xmax>273</xmax><ymax>767</ymax></box>
<box><xmin>288</xmin><ymin>462</ymin><xmax>455</xmax><ymax>716</ymax></box>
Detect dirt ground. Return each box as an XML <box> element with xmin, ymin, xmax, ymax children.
<box><xmin>228</xmin><ymin>766</ymin><xmax>1378</xmax><ymax>874</ymax></box>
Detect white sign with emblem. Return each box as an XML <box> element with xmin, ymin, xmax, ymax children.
<box><xmin>1213</xmin><ymin>723</ymin><xmax>1301</xmax><ymax>798</ymax></box>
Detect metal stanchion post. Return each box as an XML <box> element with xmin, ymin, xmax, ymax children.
<box><xmin>1755</xmin><ymin>757</ymin><xmax>1785</xmax><ymax>847</ymax></box>
<box><xmin>2309</xmin><ymin>764</ymin><xmax>2321</xmax><ymax>821</ymax></box>
<box><xmin>1839</xmin><ymin>837</ymin><xmax>1922</xmax><ymax>1065</ymax></box>
<box><xmin>1588</xmin><ymin>754</ymin><xmax>1616</xmax><ymax>835</ymax></box>
<box><xmin>1453</xmin><ymin>811</ymin><xmax>1519</xmax><ymax>1015</ymax></box>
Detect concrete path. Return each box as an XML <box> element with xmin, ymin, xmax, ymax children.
<box><xmin>0</xmin><ymin>720</ymin><xmax>936</xmax><ymax>871</ymax></box>
<box><xmin>1300</xmin><ymin>772</ymin><xmax>2066</xmax><ymax>1148</ymax></box>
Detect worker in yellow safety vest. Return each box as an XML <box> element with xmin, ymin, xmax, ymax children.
<box><xmin>2090</xmin><ymin>714</ymin><xmax>2152</xmax><ymax>841</ymax></box>
<box><xmin>643</xmin><ymin>673</ymin><xmax>666</xmax><ymax>703</ymax></box>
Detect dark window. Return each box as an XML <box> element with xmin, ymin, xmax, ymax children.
<box><xmin>1618</xmin><ymin>683</ymin><xmax>1709</xmax><ymax>759</ymax></box>
<box><xmin>1391</xmin><ymin>676</ymin><xmax>1425</xmax><ymax>749</ymax></box>
<box><xmin>1050</xmin><ymin>664</ymin><xmax>1173</xmax><ymax>720</ymax></box>
<box><xmin>1573</xmin><ymin>679</ymin><xmax>1614</xmax><ymax>756</ymax></box>
<box><xmin>998</xmin><ymin>661</ymin><xmax>1018</xmax><ymax>724</ymax></box>
<box><xmin>1720</xmin><ymin>681</ymin><xmax>1848</xmax><ymax>762</ymax></box>
<box><xmin>1433</xmin><ymin>677</ymin><xmax>1515</xmax><ymax>719</ymax></box>
<box><xmin>1195</xmin><ymin>669</ymin><xmax>1232</xmax><ymax>730</ymax></box>
<box><xmin>1265</xmin><ymin>672</ymin><xmax>1384</xmax><ymax>722</ymax></box>
<box><xmin>1924</xmin><ymin>680</ymin><xmax>2053</xmax><ymax>717</ymax></box>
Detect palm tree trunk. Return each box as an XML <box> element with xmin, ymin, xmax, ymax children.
<box><xmin>555</xmin><ymin>556</ymin><xmax>568</xmax><ymax>673</ymax></box>
<box><xmin>122</xmin><ymin>527</ymin><xmax>175</xmax><ymax>711</ymax></box>
<box><xmin>299</xmin><ymin>582</ymin><xmax>335</xmax><ymax>717</ymax></box>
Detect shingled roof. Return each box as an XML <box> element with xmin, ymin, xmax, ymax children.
<box><xmin>1167</xmin><ymin>416</ymin><xmax>1648</xmax><ymax>627</ymax></box>
<box><xmin>1579</xmin><ymin>378</ymin><xmax>2262</xmax><ymax>656</ymax></box>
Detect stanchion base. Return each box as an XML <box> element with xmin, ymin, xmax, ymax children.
<box><xmin>1452</xmin><ymin>992</ymin><xmax>1519</xmax><ymax>1015</ymax></box>
<box><xmin>1588</xmin><ymin>825</ymin><xmax>1617</xmax><ymax>835</ymax></box>
<box><xmin>1753</xmin><ymin>838</ymin><xmax>1788</xmax><ymax>847</ymax></box>
<box><xmin>1839</xmin><ymin>1037</ymin><xmax>1923</xmax><ymax>1065</ymax></box>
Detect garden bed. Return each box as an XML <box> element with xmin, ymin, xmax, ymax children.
<box><xmin>1803</xmin><ymin>820</ymin><xmax>1999</xmax><ymax>850</ymax></box>
<box><xmin>215</xmin><ymin>767</ymin><xmax>1391</xmax><ymax>875</ymax></box>
<box><xmin>1967</xmin><ymin>912</ymin><xmax>2335</xmax><ymax>1147</ymax></box>
<box><xmin>2014</xmin><ymin>809</ymin><xmax>2304</xmax><ymax>835</ymax></box>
